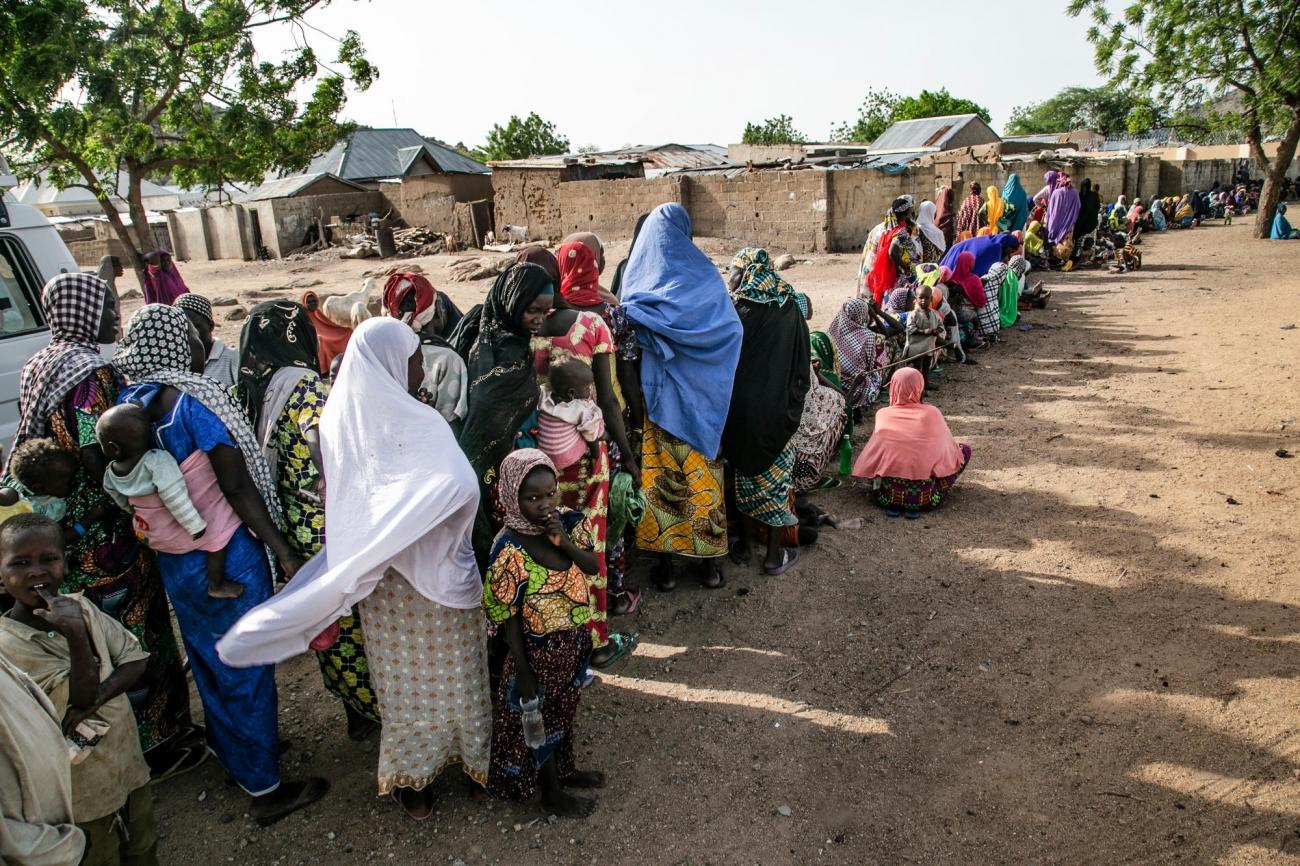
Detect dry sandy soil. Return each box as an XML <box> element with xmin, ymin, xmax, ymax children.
<box><xmin>131</xmin><ymin>221</ymin><xmax>1300</xmax><ymax>865</ymax></box>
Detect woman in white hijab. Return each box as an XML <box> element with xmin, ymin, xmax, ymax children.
<box><xmin>916</xmin><ymin>200</ymin><xmax>947</xmax><ymax>263</ymax></box>
<box><xmin>218</xmin><ymin>317</ymin><xmax>491</xmax><ymax>820</ymax></box>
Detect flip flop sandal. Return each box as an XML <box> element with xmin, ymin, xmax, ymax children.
<box><xmin>764</xmin><ymin>547</ymin><xmax>800</xmax><ymax>576</ymax></box>
<box><xmin>591</xmin><ymin>632</ymin><xmax>638</xmax><ymax>670</ymax></box>
<box><xmin>149</xmin><ymin>742</ymin><xmax>210</xmax><ymax>783</ymax></box>
<box><xmin>611</xmin><ymin>586</ymin><xmax>643</xmax><ymax>617</ymax></box>
<box><xmin>390</xmin><ymin>787</ymin><xmax>436</xmax><ymax>822</ymax></box>
<box><xmin>904</xmin><ymin>510</ymin><xmax>921</xmax><ymax>520</ymax></box>
<box><xmin>813</xmin><ymin>477</ymin><xmax>842</xmax><ymax>491</ymax></box>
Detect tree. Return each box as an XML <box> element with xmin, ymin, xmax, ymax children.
<box><xmin>476</xmin><ymin>113</ymin><xmax>570</xmax><ymax>162</ymax></box>
<box><xmin>1006</xmin><ymin>86</ymin><xmax>1148</xmax><ymax>136</ymax></box>
<box><xmin>832</xmin><ymin>89</ymin><xmax>992</xmax><ymax>143</ymax></box>
<box><xmin>0</xmin><ymin>0</ymin><xmax>375</xmax><ymax>278</ymax></box>
<box><xmin>741</xmin><ymin>114</ymin><xmax>805</xmax><ymax>145</ymax></box>
<box><xmin>1069</xmin><ymin>0</ymin><xmax>1300</xmax><ymax>238</ymax></box>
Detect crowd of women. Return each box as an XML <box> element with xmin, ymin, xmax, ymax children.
<box><xmin>0</xmin><ymin>174</ymin><xmax>1194</xmax><ymax>853</ymax></box>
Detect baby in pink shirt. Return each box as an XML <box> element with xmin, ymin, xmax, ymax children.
<box><xmin>537</xmin><ymin>362</ymin><xmax>605</xmax><ymax>470</ymax></box>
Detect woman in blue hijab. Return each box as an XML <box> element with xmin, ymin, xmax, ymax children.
<box><xmin>621</xmin><ymin>203</ymin><xmax>742</xmax><ymax>589</ymax></box>
<box><xmin>1271</xmin><ymin>202</ymin><xmax>1300</xmax><ymax>239</ymax></box>
<box><xmin>1001</xmin><ymin>173</ymin><xmax>1030</xmax><ymax>233</ymax></box>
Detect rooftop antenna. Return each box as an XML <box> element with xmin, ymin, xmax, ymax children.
<box><xmin>392</xmin><ymin>100</ymin><xmax>398</xmax><ymax>127</ymax></box>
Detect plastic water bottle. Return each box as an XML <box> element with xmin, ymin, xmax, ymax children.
<box><xmin>520</xmin><ymin>696</ymin><xmax>545</xmax><ymax>749</ymax></box>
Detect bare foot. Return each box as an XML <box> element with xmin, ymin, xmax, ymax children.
<box><xmin>543</xmin><ymin>789</ymin><xmax>596</xmax><ymax>818</ymax></box>
<box><xmin>561</xmin><ymin>770</ymin><xmax>606</xmax><ymax>789</ymax></box>
<box><xmin>208</xmin><ymin>580</ymin><xmax>246</xmax><ymax>600</ymax></box>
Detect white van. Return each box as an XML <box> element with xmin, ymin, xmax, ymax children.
<box><xmin>0</xmin><ymin>160</ymin><xmax>80</xmax><ymax>446</ymax></box>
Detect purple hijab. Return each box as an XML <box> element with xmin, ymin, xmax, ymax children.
<box><xmin>1046</xmin><ymin>184</ymin><xmax>1082</xmax><ymax>244</ymax></box>
<box><xmin>939</xmin><ymin>233</ymin><xmax>1020</xmax><ymax>276</ymax></box>
<box><xmin>142</xmin><ymin>250</ymin><xmax>190</xmax><ymax>306</ymax></box>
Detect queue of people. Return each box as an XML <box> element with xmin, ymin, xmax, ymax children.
<box><xmin>0</xmin><ymin>180</ymin><xmax>1197</xmax><ymax>861</ymax></box>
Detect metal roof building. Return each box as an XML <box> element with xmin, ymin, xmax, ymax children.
<box><xmin>868</xmin><ymin>114</ymin><xmax>1000</xmax><ymax>152</ymax></box>
<box><xmin>306</xmin><ymin>128</ymin><xmax>490</xmax><ymax>183</ymax></box>
<box><xmin>237</xmin><ymin>172</ymin><xmax>367</xmax><ymax>203</ymax></box>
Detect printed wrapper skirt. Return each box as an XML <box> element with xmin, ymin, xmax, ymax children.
<box><xmin>487</xmin><ymin>628</ymin><xmax>592</xmax><ymax>802</ymax></box>
<box><xmin>635</xmin><ymin>421</ymin><xmax>727</xmax><ymax>557</ymax></box>
<box><xmin>870</xmin><ymin>444</ymin><xmax>972</xmax><ymax>512</ymax></box>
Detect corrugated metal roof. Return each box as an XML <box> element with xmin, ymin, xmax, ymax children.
<box><xmin>869</xmin><ymin>114</ymin><xmax>995</xmax><ymax>151</ymax></box>
<box><xmin>602</xmin><ymin>144</ymin><xmax>729</xmax><ymax>171</ymax></box>
<box><xmin>307</xmin><ymin>129</ymin><xmax>490</xmax><ymax>180</ymax></box>
<box><xmin>489</xmin><ymin>156</ymin><xmax>642</xmax><ymax>170</ymax></box>
<box><xmin>14</xmin><ymin>172</ymin><xmax>173</xmax><ymax>205</ymax></box>
<box><xmin>238</xmin><ymin>172</ymin><xmax>366</xmax><ymax>202</ymax></box>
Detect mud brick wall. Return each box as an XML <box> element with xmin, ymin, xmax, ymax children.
<box><xmin>688</xmin><ymin>171</ymin><xmax>830</xmax><ymax>253</ymax></box>
<box><xmin>555</xmin><ymin>176</ymin><xmax>684</xmax><ymax>240</ymax></box>
<box><xmin>491</xmin><ymin>167</ymin><xmax>562</xmax><ymax>241</ymax></box>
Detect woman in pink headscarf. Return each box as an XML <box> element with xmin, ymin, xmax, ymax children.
<box><xmin>851</xmin><ymin>367</ymin><xmax>971</xmax><ymax>517</ymax></box>
<box><xmin>142</xmin><ymin>250</ymin><xmax>190</xmax><ymax>305</ymax></box>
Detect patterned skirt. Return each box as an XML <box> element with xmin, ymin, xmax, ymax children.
<box><xmin>871</xmin><ymin>444</ymin><xmax>972</xmax><ymax>511</ymax></box>
<box><xmin>635</xmin><ymin>421</ymin><xmax>727</xmax><ymax>557</ymax></box>
<box><xmin>487</xmin><ymin>628</ymin><xmax>591</xmax><ymax>802</ymax></box>
<box><xmin>735</xmin><ymin>440</ymin><xmax>800</xmax><ymax>527</ymax></box>
<box><xmin>357</xmin><ymin>572</ymin><xmax>492</xmax><ymax>794</ymax></box>
<box><xmin>792</xmin><ymin>384</ymin><xmax>847</xmax><ymax>493</ymax></box>
<box><xmin>557</xmin><ymin>445</ymin><xmax>610</xmax><ymax>650</ymax></box>
<box><xmin>285</xmin><ymin>495</ymin><xmax>382</xmax><ymax>722</ymax></box>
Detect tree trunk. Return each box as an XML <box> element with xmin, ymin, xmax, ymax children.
<box><xmin>1253</xmin><ymin>110</ymin><xmax>1300</xmax><ymax>239</ymax></box>
<box><xmin>125</xmin><ymin>168</ymin><xmax>156</xmax><ymax>257</ymax></box>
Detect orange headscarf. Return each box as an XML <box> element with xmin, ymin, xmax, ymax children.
<box><xmin>300</xmin><ymin>290</ymin><xmax>353</xmax><ymax>374</ymax></box>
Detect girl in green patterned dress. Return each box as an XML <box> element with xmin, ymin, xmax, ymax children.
<box><xmin>235</xmin><ymin>300</ymin><xmax>381</xmax><ymax>738</ymax></box>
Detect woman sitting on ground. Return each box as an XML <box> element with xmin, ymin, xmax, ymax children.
<box><xmin>851</xmin><ymin>367</ymin><xmax>972</xmax><ymax>517</ymax></box>
<box><xmin>827</xmin><ymin>298</ymin><xmax>892</xmax><ymax>413</ymax></box>
<box><xmin>1272</xmin><ymin>203</ymin><xmax>1300</xmax><ymax>239</ymax></box>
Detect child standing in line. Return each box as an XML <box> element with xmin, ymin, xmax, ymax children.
<box><xmin>482</xmin><ymin>449</ymin><xmax>603</xmax><ymax>818</ymax></box>
<box><xmin>0</xmin><ymin>513</ymin><xmax>158</xmax><ymax>866</ymax></box>
<box><xmin>537</xmin><ymin>361</ymin><xmax>606</xmax><ymax>470</ymax></box>
<box><xmin>96</xmin><ymin>403</ymin><xmax>243</xmax><ymax>599</ymax></box>
<box><xmin>905</xmin><ymin>284</ymin><xmax>945</xmax><ymax>390</ymax></box>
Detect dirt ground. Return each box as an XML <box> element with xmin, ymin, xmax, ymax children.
<box><xmin>133</xmin><ymin>222</ymin><xmax>1300</xmax><ymax>865</ymax></box>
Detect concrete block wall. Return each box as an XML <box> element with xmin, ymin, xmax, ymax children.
<box><xmin>269</xmin><ymin>191</ymin><xmax>384</xmax><ymax>258</ymax></box>
<box><xmin>167</xmin><ymin>210</ymin><xmax>210</xmax><ymax>261</ymax></box>
<box><xmin>827</xmin><ymin>169</ymin><xmax>921</xmax><ymax>252</ymax></box>
<box><xmin>555</xmin><ymin>176</ymin><xmax>684</xmax><ymax>240</ymax></box>
<box><xmin>689</xmin><ymin>171</ymin><xmax>829</xmax><ymax>253</ymax></box>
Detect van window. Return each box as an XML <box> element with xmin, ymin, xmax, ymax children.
<box><xmin>0</xmin><ymin>237</ymin><xmax>45</xmax><ymax>336</ymax></box>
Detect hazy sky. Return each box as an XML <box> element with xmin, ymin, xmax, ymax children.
<box><xmin>256</xmin><ymin>0</ymin><xmax>1107</xmax><ymax>149</ymax></box>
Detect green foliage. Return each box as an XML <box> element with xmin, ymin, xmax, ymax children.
<box><xmin>741</xmin><ymin>114</ymin><xmax>805</xmax><ymax>145</ymax></box>
<box><xmin>1006</xmin><ymin>87</ymin><xmax>1148</xmax><ymax>136</ymax></box>
<box><xmin>1068</xmin><ymin>0</ymin><xmax>1300</xmax><ymax>235</ymax></box>
<box><xmin>0</xmin><ymin>0</ymin><xmax>374</xmax><ymax>260</ymax></box>
<box><xmin>477</xmin><ymin>113</ymin><xmax>570</xmax><ymax>162</ymax></box>
<box><xmin>833</xmin><ymin>89</ymin><xmax>991</xmax><ymax>143</ymax></box>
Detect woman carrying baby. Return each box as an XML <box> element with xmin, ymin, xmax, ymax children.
<box><xmin>114</xmin><ymin>303</ymin><xmax>328</xmax><ymax>826</ymax></box>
